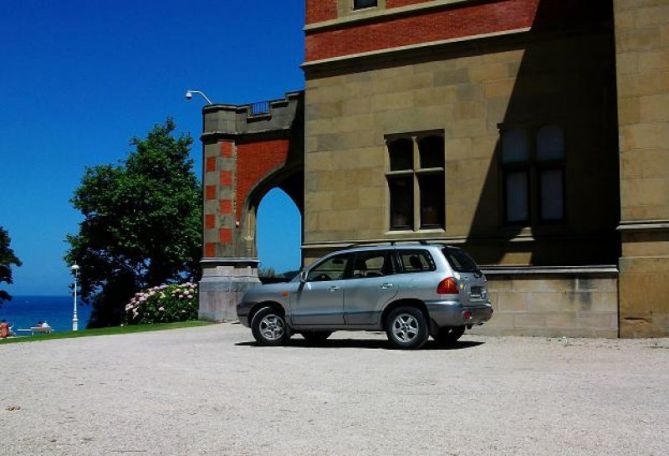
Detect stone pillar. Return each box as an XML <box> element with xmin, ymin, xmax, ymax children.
<box><xmin>615</xmin><ymin>0</ymin><xmax>669</xmax><ymax>337</ymax></box>
<box><xmin>199</xmin><ymin>258</ymin><xmax>260</xmax><ymax>321</ymax></box>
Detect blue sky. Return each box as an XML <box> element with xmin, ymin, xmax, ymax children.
<box><xmin>0</xmin><ymin>0</ymin><xmax>305</xmax><ymax>295</ymax></box>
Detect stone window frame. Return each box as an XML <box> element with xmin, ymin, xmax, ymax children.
<box><xmin>338</xmin><ymin>0</ymin><xmax>385</xmax><ymax>18</ymax></box>
<box><xmin>385</xmin><ymin>130</ymin><xmax>446</xmax><ymax>232</ymax></box>
<box><xmin>353</xmin><ymin>0</ymin><xmax>379</xmax><ymax>10</ymax></box>
<box><xmin>499</xmin><ymin>124</ymin><xmax>567</xmax><ymax>227</ymax></box>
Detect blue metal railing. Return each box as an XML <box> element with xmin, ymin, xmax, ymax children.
<box><xmin>250</xmin><ymin>101</ymin><xmax>270</xmax><ymax>116</ymax></box>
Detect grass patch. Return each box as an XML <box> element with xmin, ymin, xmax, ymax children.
<box><xmin>0</xmin><ymin>320</ymin><xmax>212</xmax><ymax>345</ymax></box>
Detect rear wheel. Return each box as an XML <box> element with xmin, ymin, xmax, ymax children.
<box><xmin>251</xmin><ymin>307</ymin><xmax>289</xmax><ymax>346</ymax></box>
<box><xmin>300</xmin><ymin>331</ymin><xmax>332</xmax><ymax>344</ymax></box>
<box><xmin>433</xmin><ymin>326</ymin><xmax>466</xmax><ymax>345</ymax></box>
<box><xmin>385</xmin><ymin>306</ymin><xmax>429</xmax><ymax>350</ymax></box>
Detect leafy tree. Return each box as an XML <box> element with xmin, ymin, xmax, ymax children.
<box><xmin>66</xmin><ymin>119</ymin><xmax>202</xmax><ymax>327</ymax></box>
<box><xmin>0</xmin><ymin>226</ymin><xmax>22</xmax><ymax>304</ymax></box>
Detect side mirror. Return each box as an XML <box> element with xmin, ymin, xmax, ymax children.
<box><xmin>299</xmin><ymin>271</ymin><xmax>308</xmax><ymax>282</ymax></box>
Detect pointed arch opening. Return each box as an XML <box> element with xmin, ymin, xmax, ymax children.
<box><xmin>256</xmin><ymin>188</ymin><xmax>302</xmax><ymax>279</ymax></box>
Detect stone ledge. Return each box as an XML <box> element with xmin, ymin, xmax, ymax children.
<box><xmin>482</xmin><ymin>265</ymin><xmax>619</xmax><ymax>277</ymax></box>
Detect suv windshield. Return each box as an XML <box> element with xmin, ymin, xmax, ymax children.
<box><xmin>442</xmin><ymin>247</ymin><xmax>480</xmax><ymax>273</ymax></box>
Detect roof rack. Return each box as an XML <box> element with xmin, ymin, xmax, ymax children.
<box><xmin>347</xmin><ymin>240</ymin><xmax>437</xmax><ymax>247</ymax></box>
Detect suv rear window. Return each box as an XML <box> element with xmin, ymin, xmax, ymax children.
<box><xmin>442</xmin><ymin>248</ymin><xmax>480</xmax><ymax>273</ymax></box>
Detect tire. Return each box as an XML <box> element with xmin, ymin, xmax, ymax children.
<box><xmin>385</xmin><ymin>306</ymin><xmax>429</xmax><ymax>350</ymax></box>
<box><xmin>433</xmin><ymin>326</ymin><xmax>466</xmax><ymax>345</ymax></box>
<box><xmin>250</xmin><ymin>307</ymin><xmax>289</xmax><ymax>346</ymax></box>
<box><xmin>300</xmin><ymin>331</ymin><xmax>333</xmax><ymax>344</ymax></box>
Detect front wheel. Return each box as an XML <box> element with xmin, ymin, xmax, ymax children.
<box><xmin>251</xmin><ymin>307</ymin><xmax>289</xmax><ymax>346</ymax></box>
<box><xmin>385</xmin><ymin>307</ymin><xmax>429</xmax><ymax>350</ymax></box>
<box><xmin>433</xmin><ymin>326</ymin><xmax>466</xmax><ymax>345</ymax></box>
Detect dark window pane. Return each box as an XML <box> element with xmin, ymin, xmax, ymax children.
<box><xmin>419</xmin><ymin>174</ymin><xmax>444</xmax><ymax>229</ymax></box>
<box><xmin>418</xmin><ymin>135</ymin><xmax>445</xmax><ymax>169</ymax></box>
<box><xmin>540</xmin><ymin>169</ymin><xmax>564</xmax><ymax>221</ymax></box>
<box><xmin>398</xmin><ymin>250</ymin><xmax>436</xmax><ymax>273</ymax></box>
<box><xmin>307</xmin><ymin>254</ymin><xmax>349</xmax><ymax>282</ymax></box>
<box><xmin>389</xmin><ymin>176</ymin><xmax>413</xmax><ymax>230</ymax></box>
<box><xmin>442</xmin><ymin>247</ymin><xmax>480</xmax><ymax>273</ymax></box>
<box><xmin>354</xmin><ymin>0</ymin><xmax>377</xmax><ymax>9</ymax></box>
<box><xmin>505</xmin><ymin>170</ymin><xmax>529</xmax><ymax>223</ymax></box>
<box><xmin>352</xmin><ymin>251</ymin><xmax>391</xmax><ymax>278</ymax></box>
<box><xmin>537</xmin><ymin>126</ymin><xmax>565</xmax><ymax>161</ymax></box>
<box><xmin>502</xmin><ymin>128</ymin><xmax>530</xmax><ymax>164</ymax></box>
<box><xmin>388</xmin><ymin>138</ymin><xmax>413</xmax><ymax>171</ymax></box>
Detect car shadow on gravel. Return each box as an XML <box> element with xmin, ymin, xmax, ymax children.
<box><xmin>235</xmin><ymin>339</ymin><xmax>484</xmax><ymax>350</ymax></box>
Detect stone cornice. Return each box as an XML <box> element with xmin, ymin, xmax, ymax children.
<box><xmin>481</xmin><ymin>265</ymin><xmax>619</xmax><ymax>276</ymax></box>
<box><xmin>617</xmin><ymin>220</ymin><xmax>669</xmax><ymax>232</ymax></box>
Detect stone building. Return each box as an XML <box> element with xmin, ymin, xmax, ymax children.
<box><xmin>198</xmin><ymin>0</ymin><xmax>669</xmax><ymax>338</ymax></box>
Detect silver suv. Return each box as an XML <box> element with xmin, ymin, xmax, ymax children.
<box><xmin>237</xmin><ymin>243</ymin><xmax>493</xmax><ymax>349</ymax></box>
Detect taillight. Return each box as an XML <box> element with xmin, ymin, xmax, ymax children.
<box><xmin>437</xmin><ymin>277</ymin><xmax>459</xmax><ymax>294</ymax></box>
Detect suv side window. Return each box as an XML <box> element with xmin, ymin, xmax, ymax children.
<box><xmin>397</xmin><ymin>249</ymin><xmax>436</xmax><ymax>273</ymax></box>
<box><xmin>307</xmin><ymin>254</ymin><xmax>350</xmax><ymax>282</ymax></box>
<box><xmin>352</xmin><ymin>250</ymin><xmax>394</xmax><ymax>279</ymax></box>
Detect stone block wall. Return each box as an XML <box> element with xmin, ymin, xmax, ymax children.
<box><xmin>303</xmin><ymin>27</ymin><xmax>619</xmax><ymax>267</ymax></box>
<box><xmin>615</xmin><ymin>0</ymin><xmax>669</xmax><ymax>337</ymax></box>
<box><xmin>470</xmin><ymin>270</ymin><xmax>619</xmax><ymax>338</ymax></box>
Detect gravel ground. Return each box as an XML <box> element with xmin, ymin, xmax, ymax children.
<box><xmin>1</xmin><ymin>323</ymin><xmax>668</xmax><ymax>455</ymax></box>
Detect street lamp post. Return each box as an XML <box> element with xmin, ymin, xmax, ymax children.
<box><xmin>184</xmin><ymin>89</ymin><xmax>213</xmax><ymax>104</ymax></box>
<box><xmin>71</xmin><ymin>263</ymin><xmax>80</xmax><ymax>331</ymax></box>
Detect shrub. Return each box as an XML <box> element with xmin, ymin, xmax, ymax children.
<box><xmin>125</xmin><ymin>283</ymin><xmax>198</xmax><ymax>324</ymax></box>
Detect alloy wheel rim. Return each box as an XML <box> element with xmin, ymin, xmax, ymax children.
<box><xmin>392</xmin><ymin>313</ymin><xmax>419</xmax><ymax>342</ymax></box>
<box><xmin>260</xmin><ymin>314</ymin><xmax>285</xmax><ymax>341</ymax></box>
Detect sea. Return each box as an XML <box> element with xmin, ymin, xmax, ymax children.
<box><xmin>0</xmin><ymin>296</ymin><xmax>92</xmax><ymax>333</ymax></box>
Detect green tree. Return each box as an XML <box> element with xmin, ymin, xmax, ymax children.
<box><xmin>66</xmin><ymin>119</ymin><xmax>202</xmax><ymax>327</ymax></box>
<box><xmin>0</xmin><ymin>226</ymin><xmax>22</xmax><ymax>304</ymax></box>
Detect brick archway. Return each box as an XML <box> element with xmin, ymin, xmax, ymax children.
<box><xmin>241</xmin><ymin>164</ymin><xmax>303</xmax><ymax>261</ymax></box>
<box><xmin>198</xmin><ymin>92</ymin><xmax>304</xmax><ymax>321</ymax></box>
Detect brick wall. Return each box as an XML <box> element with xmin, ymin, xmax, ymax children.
<box><xmin>236</xmin><ymin>139</ymin><xmax>291</xmax><ymax>221</ymax></box>
<box><xmin>306</xmin><ymin>0</ymin><xmax>540</xmax><ymax>61</ymax></box>
<box><xmin>306</xmin><ymin>0</ymin><xmax>338</xmax><ymax>24</ymax></box>
<box><xmin>387</xmin><ymin>0</ymin><xmax>433</xmax><ymax>7</ymax></box>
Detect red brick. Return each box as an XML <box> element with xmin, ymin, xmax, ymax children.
<box><xmin>305</xmin><ymin>0</ymin><xmax>540</xmax><ymax>62</ymax></box>
<box><xmin>306</xmin><ymin>0</ymin><xmax>337</xmax><ymax>24</ymax></box>
<box><xmin>220</xmin><ymin>171</ymin><xmax>233</xmax><ymax>186</ymax></box>
<box><xmin>220</xmin><ymin>141</ymin><xmax>233</xmax><ymax>158</ymax></box>
<box><xmin>387</xmin><ymin>0</ymin><xmax>431</xmax><ymax>7</ymax></box>
<box><xmin>204</xmin><ymin>243</ymin><xmax>216</xmax><ymax>257</ymax></box>
<box><xmin>219</xmin><ymin>200</ymin><xmax>233</xmax><ymax>215</ymax></box>
<box><xmin>219</xmin><ymin>228</ymin><xmax>233</xmax><ymax>244</ymax></box>
<box><xmin>204</xmin><ymin>214</ymin><xmax>216</xmax><ymax>229</ymax></box>
<box><xmin>205</xmin><ymin>185</ymin><xmax>217</xmax><ymax>200</ymax></box>
<box><xmin>205</xmin><ymin>157</ymin><xmax>217</xmax><ymax>173</ymax></box>
<box><xmin>235</xmin><ymin>139</ymin><xmax>290</xmax><ymax>219</ymax></box>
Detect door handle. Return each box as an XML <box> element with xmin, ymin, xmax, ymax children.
<box><xmin>328</xmin><ymin>286</ymin><xmax>340</xmax><ymax>292</ymax></box>
<box><xmin>380</xmin><ymin>283</ymin><xmax>394</xmax><ymax>289</ymax></box>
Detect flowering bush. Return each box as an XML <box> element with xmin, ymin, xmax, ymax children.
<box><xmin>125</xmin><ymin>282</ymin><xmax>198</xmax><ymax>324</ymax></box>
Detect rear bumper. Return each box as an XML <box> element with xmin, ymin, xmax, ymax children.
<box><xmin>426</xmin><ymin>300</ymin><xmax>493</xmax><ymax>328</ymax></box>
